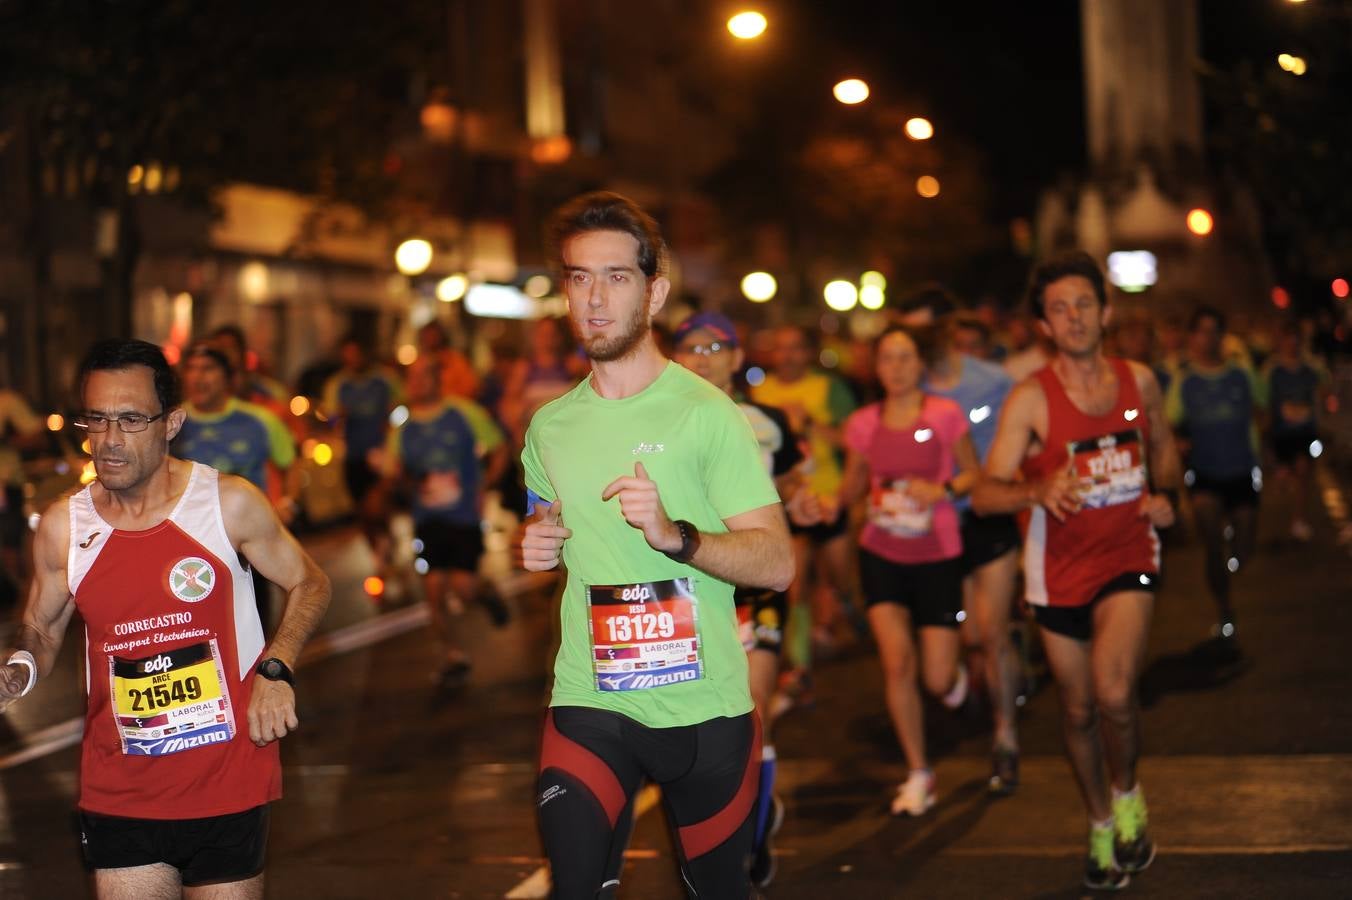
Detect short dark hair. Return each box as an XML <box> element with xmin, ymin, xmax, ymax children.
<box><xmin>548</xmin><ymin>191</ymin><xmax>667</xmax><ymax>278</ymax></box>
<box><xmin>208</xmin><ymin>324</ymin><xmax>247</xmax><ymax>355</ymax></box>
<box><xmin>1188</xmin><ymin>305</ymin><xmax>1226</xmax><ymax>334</ymax></box>
<box><xmin>900</xmin><ymin>283</ymin><xmax>961</xmax><ymax>320</ymax></box>
<box><xmin>950</xmin><ymin>313</ymin><xmax>992</xmax><ymax>345</ymax></box>
<box><xmin>78</xmin><ymin>339</ymin><xmax>181</xmax><ymax>412</ymax></box>
<box><xmin>1027</xmin><ymin>251</ymin><xmax>1106</xmax><ymax>320</ymax></box>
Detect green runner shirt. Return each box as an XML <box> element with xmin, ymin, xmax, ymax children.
<box><xmin>521</xmin><ymin>361</ymin><xmax>781</xmax><ymax>728</ymax></box>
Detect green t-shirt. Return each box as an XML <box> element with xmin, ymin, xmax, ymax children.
<box><xmin>521</xmin><ymin>362</ymin><xmax>781</xmax><ymax>728</ymax></box>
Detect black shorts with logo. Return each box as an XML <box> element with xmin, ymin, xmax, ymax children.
<box><xmin>858</xmin><ymin>549</ymin><xmax>963</xmax><ymax>628</ymax></box>
<box><xmin>959</xmin><ymin>509</ymin><xmax>1021</xmax><ymax>573</ymax></box>
<box><xmin>414</xmin><ymin>518</ymin><xmax>485</xmax><ymax>573</ymax></box>
<box><xmin>80</xmin><ymin>805</ymin><xmax>269</xmax><ymax>886</ymax></box>
<box><xmin>1031</xmin><ymin>571</ymin><xmax>1158</xmax><ymax>642</ymax></box>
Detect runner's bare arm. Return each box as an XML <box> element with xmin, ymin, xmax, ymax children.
<box><xmin>1132</xmin><ymin>361</ymin><xmax>1181</xmax><ymax>528</ymax></box>
<box><xmin>837</xmin><ymin>449</ymin><xmax>871</xmax><ymax>509</ymax></box>
<box><xmin>602</xmin><ymin>463</ymin><xmax>793</xmax><ymax>591</ymax></box>
<box><xmin>1133</xmin><ymin>361</ymin><xmax>1182</xmax><ymax>491</ymax></box>
<box><xmin>972</xmin><ymin>379</ymin><xmax>1078</xmax><ymax>520</ymax></box>
<box><xmin>221</xmin><ymin>475</ymin><xmax>330</xmax><ymax>745</ymax></box>
<box><xmin>0</xmin><ymin>498</ymin><xmax>75</xmax><ymax>709</ymax></box>
<box><xmin>222</xmin><ymin>476</ymin><xmax>331</xmax><ymax>668</ymax></box>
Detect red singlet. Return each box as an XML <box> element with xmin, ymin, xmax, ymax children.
<box><xmin>70</xmin><ymin>463</ymin><xmax>280</xmax><ymax>819</ymax></box>
<box><xmin>1020</xmin><ymin>358</ymin><xmax>1159</xmax><ymax>608</ymax></box>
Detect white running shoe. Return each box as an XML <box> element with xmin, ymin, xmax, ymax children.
<box><xmin>941</xmin><ymin>662</ymin><xmax>969</xmax><ymax>710</ymax></box>
<box><xmin>891</xmin><ymin>769</ymin><xmax>936</xmax><ymax>816</ymax></box>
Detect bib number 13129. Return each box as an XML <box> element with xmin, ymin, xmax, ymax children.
<box><xmin>588</xmin><ymin>577</ymin><xmax>702</xmax><ymax>692</ymax></box>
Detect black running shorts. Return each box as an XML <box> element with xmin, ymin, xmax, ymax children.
<box><xmin>734</xmin><ymin>588</ymin><xmax>788</xmax><ymax>655</ymax></box>
<box><xmin>414</xmin><ymin>518</ymin><xmax>484</xmax><ymax>572</ymax></box>
<box><xmin>1031</xmin><ymin>571</ymin><xmax>1158</xmax><ymax>641</ymax></box>
<box><xmin>537</xmin><ymin>706</ymin><xmax>760</xmax><ymax>899</ymax></box>
<box><xmin>1188</xmin><ymin>471</ymin><xmax>1259</xmax><ymax>511</ymax></box>
<box><xmin>79</xmin><ymin>805</ymin><xmax>269</xmax><ymax>886</ymax></box>
<box><xmin>959</xmin><ymin>509</ymin><xmax>1021</xmax><ymax>573</ymax></box>
<box><xmin>858</xmin><ymin>549</ymin><xmax>964</xmax><ymax>628</ymax></box>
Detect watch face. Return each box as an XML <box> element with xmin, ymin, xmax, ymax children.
<box><xmin>262</xmin><ymin>660</ymin><xmax>281</xmax><ymax>678</ymax></box>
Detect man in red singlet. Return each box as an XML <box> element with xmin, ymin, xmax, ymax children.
<box><xmin>0</xmin><ymin>339</ymin><xmax>331</xmax><ymax>899</ymax></box>
<box><xmin>974</xmin><ymin>253</ymin><xmax>1180</xmax><ymax>891</ymax></box>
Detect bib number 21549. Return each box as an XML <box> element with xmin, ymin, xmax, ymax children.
<box><xmin>588</xmin><ymin>578</ymin><xmax>702</xmax><ymax>692</ymax></box>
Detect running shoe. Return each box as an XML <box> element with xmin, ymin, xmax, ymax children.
<box><xmin>941</xmin><ymin>662</ymin><xmax>969</xmax><ymax>710</ymax></box>
<box><xmin>890</xmin><ymin>769</ymin><xmax>936</xmax><ymax>817</ymax></box>
<box><xmin>749</xmin><ymin>795</ymin><xmax>784</xmax><ymax>887</ymax></box>
<box><xmin>1113</xmin><ymin>789</ymin><xmax>1156</xmax><ymax>874</ymax></box>
<box><xmin>1084</xmin><ymin>821</ymin><xmax>1129</xmax><ymax>890</ymax></box>
<box><xmin>988</xmin><ymin>747</ymin><xmax>1020</xmax><ymax>796</ymax></box>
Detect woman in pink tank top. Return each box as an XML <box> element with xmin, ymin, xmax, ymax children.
<box><xmin>833</xmin><ymin>325</ymin><xmax>981</xmax><ymax>817</ymax></box>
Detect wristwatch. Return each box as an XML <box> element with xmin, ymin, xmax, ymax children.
<box><xmin>256</xmin><ymin>657</ymin><xmax>295</xmax><ymax>687</ymax></box>
<box><xmin>662</xmin><ymin>519</ymin><xmax>702</xmax><ymax>563</ymax></box>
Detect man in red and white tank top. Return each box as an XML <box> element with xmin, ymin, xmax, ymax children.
<box><xmin>0</xmin><ymin>339</ymin><xmax>330</xmax><ymax>899</ymax></box>
<box><xmin>973</xmin><ymin>253</ymin><xmax>1181</xmax><ymax>891</ymax></box>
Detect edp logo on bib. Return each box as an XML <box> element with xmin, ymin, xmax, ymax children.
<box><xmin>169</xmin><ymin>557</ymin><xmax>216</xmax><ymax>603</ymax></box>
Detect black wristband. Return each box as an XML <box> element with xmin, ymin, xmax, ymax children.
<box><xmin>662</xmin><ymin>519</ymin><xmax>701</xmax><ymax>563</ymax></box>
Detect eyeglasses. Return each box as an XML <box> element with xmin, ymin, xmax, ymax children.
<box><xmin>73</xmin><ymin>412</ymin><xmax>167</xmax><ymax>433</ymax></box>
<box><xmin>677</xmin><ymin>342</ymin><xmax>730</xmax><ymax>357</ymax></box>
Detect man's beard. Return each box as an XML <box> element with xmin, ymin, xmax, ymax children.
<box><xmin>578</xmin><ymin>302</ymin><xmax>650</xmax><ymax>363</ymax></box>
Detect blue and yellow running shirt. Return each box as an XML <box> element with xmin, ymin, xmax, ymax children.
<box><xmin>1166</xmin><ymin>363</ymin><xmax>1264</xmax><ymax>480</ymax></box>
<box><xmin>172</xmin><ymin>399</ymin><xmax>295</xmax><ymax>492</ymax></box>
<box><xmin>385</xmin><ymin>399</ymin><xmax>504</xmax><ymax>526</ymax></box>
<box><xmin>322</xmin><ymin>368</ymin><xmax>403</xmax><ymax>457</ymax></box>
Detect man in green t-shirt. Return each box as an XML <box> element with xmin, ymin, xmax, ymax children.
<box><xmin>520</xmin><ymin>192</ymin><xmax>793</xmax><ymax>899</ymax></box>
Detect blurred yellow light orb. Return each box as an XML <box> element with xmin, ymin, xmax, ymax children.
<box><xmin>741</xmin><ymin>272</ymin><xmax>778</xmax><ymax>302</ymax></box>
<box><xmin>833</xmin><ymin>79</ymin><xmax>870</xmax><ymax>105</ymax></box>
<box><xmin>824</xmin><ymin>280</ymin><xmax>859</xmax><ymax>311</ymax></box>
<box><xmin>904</xmin><ymin>118</ymin><xmax>934</xmax><ymax>141</ymax></box>
<box><xmin>437</xmin><ymin>274</ymin><xmax>468</xmax><ymax>303</ymax></box>
<box><xmin>727</xmin><ymin>11</ymin><xmax>767</xmax><ymax>40</ymax></box>
<box><xmin>395</xmin><ymin>239</ymin><xmax>433</xmax><ymax>276</ymax></box>
<box><xmin>916</xmin><ymin>176</ymin><xmax>941</xmax><ymax>198</ymax></box>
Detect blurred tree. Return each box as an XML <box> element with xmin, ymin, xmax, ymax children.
<box><xmin>1200</xmin><ymin>1</ymin><xmax>1352</xmax><ymax>306</ymax></box>
<box><xmin>0</xmin><ymin>0</ymin><xmax>440</xmax><ymax>337</ymax></box>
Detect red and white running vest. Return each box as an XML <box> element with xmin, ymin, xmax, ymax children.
<box><xmin>1020</xmin><ymin>358</ymin><xmax>1160</xmax><ymax>608</ymax></box>
<box><xmin>70</xmin><ymin>462</ymin><xmax>280</xmax><ymax>819</ymax></box>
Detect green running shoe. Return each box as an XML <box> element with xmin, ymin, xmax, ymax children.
<box><xmin>1113</xmin><ymin>788</ymin><xmax>1157</xmax><ymax>874</ymax></box>
<box><xmin>1084</xmin><ymin>822</ymin><xmax>1129</xmax><ymax>891</ymax></box>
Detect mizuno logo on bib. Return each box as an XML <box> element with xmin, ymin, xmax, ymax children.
<box><xmin>587</xmin><ymin>578</ymin><xmax>703</xmax><ymax>692</ymax></box>
<box><xmin>109</xmin><ymin>639</ymin><xmax>235</xmax><ymax>756</ymax></box>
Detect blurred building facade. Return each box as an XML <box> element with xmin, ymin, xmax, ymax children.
<box><xmin>1036</xmin><ymin>0</ymin><xmax>1271</xmax><ymax>317</ymax></box>
<box><xmin>0</xmin><ymin>0</ymin><xmax>753</xmax><ymax>407</ymax></box>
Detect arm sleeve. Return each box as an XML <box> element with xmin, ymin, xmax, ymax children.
<box><xmin>454</xmin><ymin>400</ymin><xmax>505</xmax><ymax>455</ymax></box>
<box><xmin>702</xmin><ymin>400</ymin><xmax>781</xmax><ymax>520</ymax></box>
<box><xmin>256</xmin><ymin>407</ymin><xmax>296</xmax><ymax>469</ymax></box>
<box><xmin>1164</xmin><ymin>376</ymin><xmax>1185</xmax><ymax>426</ymax></box>
<box><xmin>520</xmin><ymin>420</ymin><xmax>553</xmax><ymax>506</ymax></box>
<box><xmin>826</xmin><ymin>374</ymin><xmax>857</xmax><ymax>425</ymax></box>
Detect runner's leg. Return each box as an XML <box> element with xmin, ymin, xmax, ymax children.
<box><xmin>661</xmin><ymin>714</ymin><xmax>760</xmax><ymax>900</ymax></box>
<box><xmin>1039</xmin><ymin>626</ymin><xmax>1111</xmax><ymax>822</ymax></box>
<box><xmin>1191</xmin><ymin>492</ymin><xmax>1233</xmax><ymax>626</ymax></box>
<box><xmin>1090</xmin><ymin>591</ymin><xmax>1154</xmax><ymax>793</ymax></box>
<box><xmin>94</xmin><ymin>864</ymin><xmax>180</xmax><ymax>900</ymax></box>
<box><xmin>868</xmin><ymin>604</ymin><xmax>927</xmax><ymax>771</ymax></box>
<box><xmin>538</xmin><ymin>708</ymin><xmax>645</xmax><ymax>900</ymax></box>
<box><xmin>968</xmin><ymin>549</ymin><xmax>1021</xmax><ymax>749</ymax></box>
<box><xmin>917</xmin><ymin>624</ymin><xmax>963</xmax><ymax>702</ymax></box>
<box><xmin>184</xmin><ymin>874</ymin><xmax>265</xmax><ymax>899</ymax></box>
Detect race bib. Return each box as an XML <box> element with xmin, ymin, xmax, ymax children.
<box><xmin>588</xmin><ymin>578</ymin><xmax>702</xmax><ymax>692</ymax></box>
<box><xmin>1068</xmin><ymin>429</ymin><xmax>1147</xmax><ymax>510</ymax></box>
<box><xmin>109</xmin><ymin>639</ymin><xmax>235</xmax><ymax>757</ymax></box>
<box><xmin>869</xmin><ymin>480</ymin><xmax>934</xmax><ymax>537</ymax></box>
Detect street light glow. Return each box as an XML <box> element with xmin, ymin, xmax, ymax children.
<box><xmin>861</xmin><ymin>271</ymin><xmax>887</xmax><ymax>290</ymax></box>
<box><xmin>741</xmin><ymin>271</ymin><xmax>778</xmax><ymax>302</ymax></box>
<box><xmin>833</xmin><ymin>79</ymin><xmax>870</xmax><ymax>105</ymax></box>
<box><xmin>904</xmin><ymin>118</ymin><xmax>934</xmax><ymax>141</ymax></box>
<box><xmin>1333</xmin><ymin>278</ymin><xmax>1349</xmax><ymax>299</ymax></box>
<box><xmin>437</xmin><ymin>273</ymin><xmax>469</xmax><ymax>302</ymax></box>
<box><xmin>824</xmin><ymin>280</ymin><xmax>859</xmax><ymax>311</ymax></box>
<box><xmin>1186</xmin><ymin>208</ymin><xmax>1214</xmax><ymax>236</ymax></box>
<box><xmin>916</xmin><ymin>176</ymin><xmax>941</xmax><ymax>198</ymax></box>
<box><xmin>395</xmin><ymin>239</ymin><xmax>433</xmax><ymax>276</ymax></box>
<box><xmin>727</xmin><ymin>11</ymin><xmax>767</xmax><ymax>40</ymax></box>
<box><xmin>859</xmin><ymin>284</ymin><xmax>885</xmax><ymax>310</ymax></box>
<box><xmin>1278</xmin><ymin>53</ymin><xmax>1307</xmax><ymax>75</ymax></box>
